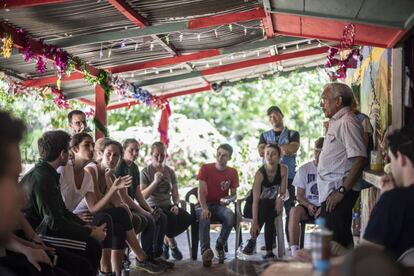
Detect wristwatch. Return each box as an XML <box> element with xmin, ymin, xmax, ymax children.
<box><xmin>337</xmin><ymin>185</ymin><xmax>346</xmax><ymax>194</ymax></box>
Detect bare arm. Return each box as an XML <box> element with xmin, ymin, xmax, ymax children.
<box><xmin>134</xmin><ymin>187</ymin><xmax>153</xmax><ymax>213</ymax></box>
<box><xmin>119</xmin><ymin>188</ymin><xmax>146</xmax><ymax>213</ymax></box>
<box><xmin>252</xmin><ymin>171</ymin><xmax>264</xmax><ymax>224</ymax></box>
<box><xmin>296</xmin><ymin>187</ymin><xmax>313</xmax><ymax>207</ymax></box>
<box><xmin>280</xmin><ymin>142</ymin><xmax>300</xmax><ymax>156</ymax></box>
<box><xmin>198</xmin><ymin>180</ymin><xmax>209</xmax><ymax>210</ymax></box>
<box><xmin>343</xmin><ymin>156</ymin><xmax>367</xmax><ymax>192</ymax></box>
<box><xmin>279</xmin><ymin>164</ymin><xmax>288</xmax><ymax>197</ymax></box>
<box><xmin>171</xmin><ymin>183</ymin><xmax>180</xmax><ymax>206</ymax></box>
<box><xmin>140</xmin><ymin>171</ymin><xmax>162</xmax><ymax>199</ymax></box>
<box><xmin>361</xmin><ymin>239</ymin><xmax>384</xmax><ymax>250</ymax></box>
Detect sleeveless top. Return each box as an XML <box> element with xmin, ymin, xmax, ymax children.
<box><xmin>259</xmin><ymin>164</ymin><xmax>281</xmax><ymax>189</ymax></box>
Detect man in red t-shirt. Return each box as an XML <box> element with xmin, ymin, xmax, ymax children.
<box><xmin>196</xmin><ymin>144</ymin><xmax>239</xmax><ymax>267</ymax></box>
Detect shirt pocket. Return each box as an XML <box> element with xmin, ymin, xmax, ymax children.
<box><xmin>327</xmin><ymin>133</ymin><xmax>336</xmax><ymax>143</ymax></box>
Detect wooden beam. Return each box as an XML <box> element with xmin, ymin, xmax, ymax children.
<box><xmin>261</xmin><ymin>0</ymin><xmax>276</xmax><ymax>38</ymax></box>
<box><xmin>162</xmin><ymin>84</ymin><xmax>212</xmax><ymax>99</ymax></box>
<box><xmin>187</xmin><ymin>7</ymin><xmax>265</xmax><ymax>29</ymax></box>
<box><xmin>79</xmin><ymin>98</ymin><xmax>95</xmax><ymax>106</ymax></box>
<box><xmin>107</xmin><ymin>0</ymin><xmax>148</xmax><ymax>28</ymax></box>
<box><xmin>23</xmin><ymin>72</ymin><xmax>84</xmax><ymax>87</ymax></box>
<box><xmin>1</xmin><ymin>0</ymin><xmax>67</xmax><ymax>9</ymax></box>
<box><xmin>50</xmin><ymin>7</ymin><xmax>266</xmax><ymax>48</ymax></box>
<box><xmin>107</xmin><ymin>100</ymin><xmax>140</xmax><ymax>111</ymax></box>
<box><xmin>268</xmin><ymin>8</ymin><xmax>404</xmax><ymax>29</ymax></box>
<box><xmin>141</xmin><ymin>46</ymin><xmax>330</xmax><ymax>87</ymax></box>
<box><xmin>95</xmin><ymin>85</ymin><xmax>107</xmax><ymax>139</ymax></box>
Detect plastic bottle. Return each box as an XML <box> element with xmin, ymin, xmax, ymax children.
<box><xmin>311</xmin><ymin>218</ymin><xmax>332</xmax><ymax>276</ymax></box>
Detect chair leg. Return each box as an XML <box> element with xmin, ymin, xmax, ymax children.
<box><xmin>191</xmin><ymin>221</ymin><xmax>199</xmax><ymax>260</ymax></box>
<box><xmin>275</xmin><ymin>215</ymin><xmax>285</xmax><ymax>258</ymax></box>
<box><xmin>299</xmin><ymin>222</ymin><xmax>306</xmax><ymax>249</ymax></box>
<box><xmin>235</xmin><ymin>223</ymin><xmax>240</xmax><ymax>257</ymax></box>
<box><xmin>186</xmin><ymin>228</ymin><xmax>192</xmax><ymax>257</ymax></box>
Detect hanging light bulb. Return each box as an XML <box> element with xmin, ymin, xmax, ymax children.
<box><xmin>296</xmin><ymin>44</ymin><xmax>299</xmax><ymax>49</ymax></box>
<box><xmin>144</xmin><ymin>69</ymin><xmax>148</xmax><ymax>74</ymax></box>
<box><xmin>318</xmin><ymin>41</ymin><xmax>322</xmax><ymax>47</ymax></box>
<box><xmin>243</xmin><ymin>52</ymin><xmax>246</xmax><ymax>58</ymax></box>
<box><xmin>107</xmin><ymin>48</ymin><xmax>112</xmax><ymax>58</ymax></box>
<box><xmin>257</xmin><ymin>51</ymin><xmax>260</xmax><ymax>57</ymax></box>
<box><xmin>244</xmin><ymin>27</ymin><xmax>247</xmax><ymax>36</ymax></box>
<box><xmin>170</xmin><ymin>68</ymin><xmax>173</xmax><ymax>73</ymax></box>
<box><xmin>205</xmin><ymin>63</ymin><xmax>210</xmax><ymax>68</ymax></box>
<box><xmin>214</xmin><ymin>29</ymin><xmax>218</xmax><ymax>38</ymax></box>
<box><xmin>150</xmin><ymin>42</ymin><xmax>154</xmax><ymax>51</ymax></box>
<box><xmin>228</xmin><ymin>24</ymin><xmax>233</xmax><ymax>32</ymax></box>
<box><xmin>230</xmin><ymin>54</ymin><xmax>234</xmax><ymax>60</ymax></box>
<box><xmin>219</xmin><ymin>60</ymin><xmax>223</xmax><ymax>66</ymax></box>
<box><xmin>121</xmin><ymin>41</ymin><xmax>126</xmax><ymax>48</ymax></box>
<box><xmin>155</xmin><ymin>69</ymin><xmax>159</xmax><ymax>74</ymax></box>
<box><xmin>166</xmin><ymin>36</ymin><xmax>170</xmax><ymax>44</ymax></box>
<box><xmin>308</xmin><ymin>40</ymin><xmax>312</xmax><ymax>44</ymax></box>
<box><xmin>99</xmin><ymin>44</ymin><xmax>103</xmax><ymax>59</ymax></box>
<box><xmin>130</xmin><ymin>72</ymin><xmax>135</xmax><ymax>78</ymax></box>
<box><xmin>134</xmin><ymin>43</ymin><xmax>138</xmax><ymax>51</ymax></box>
<box><xmin>179</xmin><ymin>33</ymin><xmax>183</xmax><ymax>42</ymax></box>
<box><xmin>197</xmin><ymin>33</ymin><xmax>201</xmax><ymax>41</ymax></box>
<box><xmin>282</xmin><ymin>44</ymin><xmax>286</xmax><ymax>50</ymax></box>
<box><xmin>262</xmin><ymin>27</ymin><xmax>265</xmax><ymax>37</ymax></box>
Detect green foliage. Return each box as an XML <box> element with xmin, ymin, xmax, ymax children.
<box><xmin>1</xmin><ymin>69</ymin><xmax>328</xmax><ymax>190</ymax></box>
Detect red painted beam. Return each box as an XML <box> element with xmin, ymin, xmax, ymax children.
<box><xmin>388</xmin><ymin>29</ymin><xmax>409</xmax><ymax>48</ymax></box>
<box><xmin>95</xmin><ymin>85</ymin><xmax>107</xmax><ymax>139</ymax></box>
<box><xmin>162</xmin><ymin>84</ymin><xmax>212</xmax><ymax>99</ymax></box>
<box><xmin>107</xmin><ymin>0</ymin><xmax>149</xmax><ymax>28</ymax></box>
<box><xmin>107</xmin><ymin>100</ymin><xmax>140</xmax><ymax>111</ymax></box>
<box><xmin>271</xmin><ymin>13</ymin><xmax>405</xmax><ymax>48</ymax></box>
<box><xmin>262</xmin><ymin>10</ymin><xmax>275</xmax><ymax>38</ymax></box>
<box><xmin>79</xmin><ymin>98</ymin><xmax>95</xmax><ymax>106</ymax></box>
<box><xmin>23</xmin><ymin>72</ymin><xmax>84</xmax><ymax>87</ymax></box>
<box><xmin>107</xmin><ymin>49</ymin><xmax>221</xmax><ymax>74</ymax></box>
<box><xmin>1</xmin><ymin>0</ymin><xmax>67</xmax><ymax>9</ymax></box>
<box><xmin>188</xmin><ymin>7</ymin><xmax>266</xmax><ymax>29</ymax></box>
<box><xmin>201</xmin><ymin>46</ymin><xmax>330</xmax><ymax>76</ymax></box>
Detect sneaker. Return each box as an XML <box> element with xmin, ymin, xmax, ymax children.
<box><xmin>162</xmin><ymin>243</ymin><xmax>170</xmax><ymax>260</ymax></box>
<box><xmin>215</xmin><ymin>243</ymin><xmax>225</xmax><ymax>264</ymax></box>
<box><xmin>262</xmin><ymin>252</ymin><xmax>276</xmax><ymax>260</ymax></box>
<box><xmin>170</xmin><ymin>246</ymin><xmax>183</xmax><ymax>260</ymax></box>
<box><xmin>154</xmin><ymin>257</ymin><xmax>175</xmax><ymax>269</ymax></box>
<box><xmin>242</xmin><ymin>239</ymin><xmax>256</xmax><ymax>255</ymax></box>
<box><xmin>202</xmin><ymin>248</ymin><xmax>214</xmax><ymax>267</ymax></box>
<box><xmin>260</xmin><ymin>243</ymin><xmax>276</xmax><ymax>251</ymax></box>
<box><xmin>135</xmin><ymin>259</ymin><xmax>165</xmax><ymax>274</ymax></box>
<box><xmin>98</xmin><ymin>271</ymin><xmax>115</xmax><ymax>276</ymax></box>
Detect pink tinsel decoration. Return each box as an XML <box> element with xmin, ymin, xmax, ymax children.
<box><xmin>36</xmin><ymin>56</ymin><xmax>47</xmax><ymax>73</ymax></box>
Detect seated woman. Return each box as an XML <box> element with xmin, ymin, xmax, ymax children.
<box><xmin>115</xmin><ymin>139</ymin><xmax>167</xmax><ymax>264</ymax></box>
<box><xmin>140</xmin><ymin>142</ymin><xmax>192</xmax><ymax>261</ymax></box>
<box><xmin>242</xmin><ymin>144</ymin><xmax>288</xmax><ymax>259</ymax></box>
<box><xmin>59</xmin><ymin>133</ymin><xmax>163</xmax><ymax>275</ymax></box>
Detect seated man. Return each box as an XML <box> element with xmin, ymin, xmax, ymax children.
<box><xmin>363</xmin><ymin>126</ymin><xmax>414</xmax><ymax>260</ymax></box>
<box><xmin>196</xmin><ymin>144</ymin><xmax>239</xmax><ymax>267</ymax></box>
<box><xmin>20</xmin><ymin>130</ymin><xmax>105</xmax><ymax>275</ymax></box>
<box><xmin>288</xmin><ymin>137</ymin><xmax>324</xmax><ymax>256</ymax></box>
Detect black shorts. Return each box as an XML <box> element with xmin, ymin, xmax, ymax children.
<box><xmin>296</xmin><ymin>204</ymin><xmax>314</xmax><ymax>219</ymax></box>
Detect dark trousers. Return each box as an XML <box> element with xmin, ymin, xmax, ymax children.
<box><xmin>94</xmin><ymin>207</ymin><xmax>132</xmax><ymax>250</ymax></box>
<box><xmin>244</xmin><ymin>198</ymin><xmax>277</xmax><ymax>250</ymax></box>
<box><xmin>147</xmin><ymin>208</ymin><xmax>168</xmax><ymax>258</ymax></box>
<box><xmin>284</xmin><ymin>178</ymin><xmax>296</xmax><ymax>243</ymax></box>
<box><xmin>160</xmin><ymin>206</ymin><xmax>192</xmax><ymax>238</ymax></box>
<box><xmin>321</xmin><ymin>190</ymin><xmax>360</xmax><ymax>248</ymax></box>
<box><xmin>0</xmin><ymin>251</ymin><xmax>69</xmax><ymax>276</ymax></box>
<box><xmin>40</xmin><ymin>229</ymin><xmax>102</xmax><ymax>275</ymax></box>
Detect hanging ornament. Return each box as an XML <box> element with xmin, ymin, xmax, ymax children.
<box><xmin>197</xmin><ymin>33</ymin><xmax>201</xmax><ymax>41</ymax></box>
<box><xmin>0</xmin><ymin>34</ymin><xmax>13</xmax><ymax>58</ymax></box>
<box><xmin>324</xmin><ymin>23</ymin><xmax>361</xmax><ymax>81</ymax></box>
<box><xmin>36</xmin><ymin>56</ymin><xmax>47</xmax><ymax>73</ymax></box>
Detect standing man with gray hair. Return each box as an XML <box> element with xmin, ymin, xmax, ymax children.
<box><xmin>318</xmin><ymin>82</ymin><xmax>367</xmax><ymax>248</ymax></box>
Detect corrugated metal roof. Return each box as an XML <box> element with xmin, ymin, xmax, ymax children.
<box><xmin>0</xmin><ymin>0</ymin><xmax>332</xmax><ymax>106</ymax></box>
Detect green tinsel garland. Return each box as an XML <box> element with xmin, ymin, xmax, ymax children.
<box><xmin>93</xmin><ymin>116</ymin><xmax>109</xmax><ymax>137</ymax></box>
<box><xmin>83</xmin><ymin>69</ymin><xmax>112</xmax><ymax>106</ymax></box>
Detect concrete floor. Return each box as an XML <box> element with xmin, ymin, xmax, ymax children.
<box><xmin>124</xmin><ymin>228</ymin><xmax>299</xmax><ymax>276</ymax></box>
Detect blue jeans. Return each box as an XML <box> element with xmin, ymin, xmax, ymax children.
<box><xmin>196</xmin><ymin>203</ymin><xmax>235</xmax><ymax>253</ymax></box>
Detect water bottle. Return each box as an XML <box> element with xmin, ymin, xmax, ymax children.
<box><xmin>311</xmin><ymin>218</ymin><xmax>332</xmax><ymax>275</ymax></box>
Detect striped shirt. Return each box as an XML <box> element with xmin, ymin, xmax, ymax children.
<box><xmin>317</xmin><ymin>107</ymin><xmax>367</xmax><ymax>203</ymax></box>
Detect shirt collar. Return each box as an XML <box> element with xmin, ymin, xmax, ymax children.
<box><xmin>332</xmin><ymin>107</ymin><xmax>351</xmax><ymax>120</ymax></box>
<box><xmin>37</xmin><ymin>160</ymin><xmax>60</xmax><ymax>180</ymax></box>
